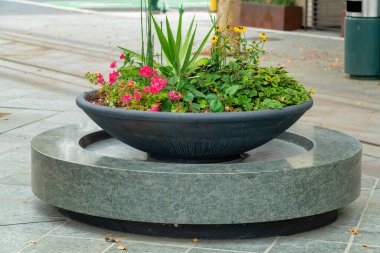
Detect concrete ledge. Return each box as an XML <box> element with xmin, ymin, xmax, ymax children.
<box><xmin>31</xmin><ymin>124</ymin><xmax>361</xmax><ymax>224</ymax></box>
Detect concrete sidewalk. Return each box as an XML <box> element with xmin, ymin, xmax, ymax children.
<box><xmin>0</xmin><ymin>1</ymin><xmax>380</xmax><ymax>252</ymax></box>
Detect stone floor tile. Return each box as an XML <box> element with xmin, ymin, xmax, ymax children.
<box><xmin>282</xmin><ymin>224</ymin><xmax>351</xmax><ymax>243</ymax></box>
<box><xmin>352</xmin><ymin>229</ymin><xmax>380</xmax><ymax>246</ymax></box>
<box><xmin>0</xmin><ymin>221</ymin><xmax>64</xmax><ymax>253</ymax></box>
<box><xmin>105</xmin><ymin>242</ymin><xmax>188</xmax><ymax>253</ymax></box>
<box><xmin>49</xmin><ymin>220</ymin><xmax>195</xmax><ymax>248</ymax></box>
<box><xmin>0</xmin><ymin>161</ymin><xmax>29</xmax><ymax>178</ymax></box>
<box><xmin>0</xmin><ymin>171</ymin><xmax>31</xmax><ymax>186</ymax></box>
<box><xmin>0</xmin><ymin>144</ymin><xmax>31</xmax><ymax>163</ymax></box>
<box><xmin>20</xmin><ymin>235</ymin><xmax>110</xmax><ymax>253</ymax></box>
<box><xmin>360</xmin><ymin>214</ymin><xmax>380</xmax><ymax>231</ymax></box>
<box><xmin>0</xmin><ymin>198</ymin><xmax>65</xmax><ymax>225</ymax></box>
<box><xmin>189</xmin><ymin>248</ymin><xmax>246</xmax><ymax>253</ymax></box>
<box><xmin>48</xmin><ymin>219</ymin><xmax>125</xmax><ymax>240</ymax></box>
<box><xmin>5</xmin><ymin>120</ymin><xmax>69</xmax><ymax>137</ymax></box>
<box><xmin>269</xmin><ymin>239</ymin><xmax>347</xmax><ymax>253</ymax></box>
<box><xmin>0</xmin><ymin>97</ymin><xmax>77</xmax><ymax>111</ymax></box>
<box><xmin>0</xmin><ymin>133</ymin><xmax>31</xmax><ymax>153</ymax></box>
<box><xmin>349</xmin><ymin>244</ymin><xmax>380</xmax><ymax>253</ymax></box>
<box><xmin>333</xmin><ymin>189</ymin><xmax>371</xmax><ymax>227</ymax></box>
<box><xmin>362</xmin><ymin>177</ymin><xmax>378</xmax><ymax>189</ymax></box>
<box><xmin>194</xmin><ymin>238</ymin><xmax>274</xmax><ymax>252</ymax></box>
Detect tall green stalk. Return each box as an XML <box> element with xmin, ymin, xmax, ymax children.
<box><xmin>146</xmin><ymin>0</ymin><xmax>154</xmax><ymax>67</ymax></box>
<box><xmin>140</xmin><ymin>0</ymin><xmax>145</xmax><ymax>65</ymax></box>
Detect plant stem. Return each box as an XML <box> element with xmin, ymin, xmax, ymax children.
<box><xmin>140</xmin><ymin>0</ymin><xmax>145</xmax><ymax>65</ymax></box>
<box><xmin>147</xmin><ymin>0</ymin><xmax>154</xmax><ymax>67</ymax></box>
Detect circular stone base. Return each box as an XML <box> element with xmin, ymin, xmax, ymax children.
<box><xmin>31</xmin><ymin>124</ymin><xmax>361</xmax><ymax>230</ymax></box>
<box><xmin>60</xmin><ymin>209</ymin><xmax>338</xmax><ymax>239</ymax></box>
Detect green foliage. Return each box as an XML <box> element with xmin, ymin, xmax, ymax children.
<box><xmin>177</xmin><ymin>65</ymin><xmax>310</xmax><ymax>112</ymax></box>
<box><xmin>243</xmin><ymin>0</ymin><xmax>296</xmax><ymax>6</ymax></box>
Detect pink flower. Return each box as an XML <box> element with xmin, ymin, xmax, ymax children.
<box><xmin>151</xmin><ymin>76</ymin><xmax>167</xmax><ymax>92</ymax></box>
<box><xmin>134</xmin><ymin>93</ymin><xmax>142</xmax><ymax>101</ymax></box>
<box><xmin>148</xmin><ymin>106</ymin><xmax>159</xmax><ymax>112</ymax></box>
<box><xmin>97</xmin><ymin>73</ymin><xmax>105</xmax><ymax>85</ymax></box>
<box><xmin>139</xmin><ymin>65</ymin><xmax>153</xmax><ymax>78</ymax></box>
<box><xmin>110</xmin><ymin>61</ymin><xmax>116</xmax><ymax>68</ymax></box>
<box><xmin>108</xmin><ymin>71</ymin><xmax>120</xmax><ymax>84</ymax></box>
<box><xmin>128</xmin><ymin>80</ymin><xmax>135</xmax><ymax>88</ymax></box>
<box><xmin>169</xmin><ymin>90</ymin><xmax>182</xmax><ymax>100</ymax></box>
<box><xmin>142</xmin><ymin>86</ymin><xmax>151</xmax><ymax>93</ymax></box>
<box><xmin>120</xmin><ymin>53</ymin><xmax>125</xmax><ymax>60</ymax></box>
<box><xmin>120</xmin><ymin>94</ymin><xmax>132</xmax><ymax>102</ymax></box>
<box><xmin>133</xmin><ymin>88</ymin><xmax>139</xmax><ymax>94</ymax></box>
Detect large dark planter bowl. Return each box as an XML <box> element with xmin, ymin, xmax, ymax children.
<box><xmin>76</xmin><ymin>90</ymin><xmax>313</xmax><ymax>163</ymax></box>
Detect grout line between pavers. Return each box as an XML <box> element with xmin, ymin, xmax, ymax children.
<box><xmin>0</xmin><ymin>219</ymin><xmax>66</xmax><ymax>227</ymax></box>
<box><xmin>343</xmin><ymin>178</ymin><xmax>379</xmax><ymax>253</ymax></box>
<box><xmin>0</xmin><ymin>112</ymin><xmax>61</xmax><ymax>135</ymax></box>
<box><xmin>190</xmin><ymin>246</ymin><xmax>258</xmax><ymax>253</ymax></box>
<box><xmin>15</xmin><ymin>220</ymin><xmax>69</xmax><ymax>253</ymax></box>
<box><xmin>184</xmin><ymin>243</ymin><xmax>196</xmax><ymax>253</ymax></box>
<box><xmin>352</xmin><ymin>243</ymin><xmax>380</xmax><ymax>248</ymax></box>
<box><xmin>263</xmin><ymin>238</ymin><xmax>277</xmax><ymax>253</ymax></box>
<box><xmin>101</xmin><ymin>242</ymin><xmax>116</xmax><ymax>253</ymax></box>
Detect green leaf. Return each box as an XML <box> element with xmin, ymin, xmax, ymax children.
<box><xmin>189</xmin><ymin>103</ymin><xmax>200</xmax><ymax>112</ymax></box>
<box><xmin>182</xmin><ymin>92</ymin><xmax>194</xmax><ymax>102</ymax></box>
<box><xmin>161</xmin><ymin>98</ymin><xmax>171</xmax><ymax>112</ymax></box>
<box><xmin>165</xmin><ymin>17</ymin><xmax>179</xmax><ymax>74</ymax></box>
<box><xmin>226</xmin><ymin>85</ymin><xmax>241</xmax><ymax>96</ymax></box>
<box><xmin>186</xmin><ymin>16</ymin><xmax>220</xmax><ymax>72</ymax></box>
<box><xmin>179</xmin><ymin>15</ymin><xmax>195</xmax><ymax>62</ymax></box>
<box><xmin>199</xmin><ymin>99</ymin><xmax>208</xmax><ymax>108</ymax></box>
<box><xmin>210</xmin><ymin>100</ymin><xmax>224</xmax><ymax>112</ymax></box>
<box><xmin>194</xmin><ymin>57</ymin><xmax>209</xmax><ymax>68</ymax></box>
<box><xmin>167</xmin><ymin>76</ymin><xmax>178</xmax><ymax>86</ymax></box>
<box><xmin>190</xmin><ymin>89</ymin><xmax>206</xmax><ymax>98</ymax></box>
<box><xmin>152</xmin><ymin>16</ymin><xmax>173</xmax><ymax>63</ymax></box>
<box><xmin>206</xmin><ymin>93</ymin><xmax>218</xmax><ymax>102</ymax></box>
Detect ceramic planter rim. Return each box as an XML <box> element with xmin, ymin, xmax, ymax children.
<box><xmin>76</xmin><ymin>90</ymin><xmax>313</xmax><ymax>122</ymax></box>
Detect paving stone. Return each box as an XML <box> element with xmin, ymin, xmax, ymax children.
<box><xmin>194</xmin><ymin>238</ymin><xmax>274</xmax><ymax>252</ymax></box>
<box><xmin>0</xmin><ymin>221</ymin><xmax>64</xmax><ymax>253</ymax></box>
<box><xmin>282</xmin><ymin>224</ymin><xmax>351</xmax><ymax>243</ymax></box>
<box><xmin>353</xmin><ymin>229</ymin><xmax>380</xmax><ymax>247</ymax></box>
<box><xmin>0</xmin><ymin>161</ymin><xmax>29</xmax><ymax>179</ymax></box>
<box><xmin>0</xmin><ymin>144</ymin><xmax>31</xmax><ymax>163</ymax></box>
<box><xmin>269</xmin><ymin>239</ymin><xmax>347</xmax><ymax>253</ymax></box>
<box><xmin>105</xmin><ymin>242</ymin><xmax>188</xmax><ymax>253</ymax></box>
<box><xmin>361</xmin><ymin>177</ymin><xmax>378</xmax><ymax>189</ymax></box>
<box><xmin>189</xmin><ymin>248</ymin><xmax>246</xmax><ymax>253</ymax></box>
<box><xmin>349</xmin><ymin>244</ymin><xmax>380</xmax><ymax>253</ymax></box>
<box><xmin>0</xmin><ymin>171</ymin><xmax>31</xmax><ymax>186</ymax></box>
<box><xmin>20</xmin><ymin>235</ymin><xmax>110</xmax><ymax>253</ymax></box>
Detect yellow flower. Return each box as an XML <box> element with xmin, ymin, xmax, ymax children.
<box><xmin>216</xmin><ymin>26</ymin><xmax>224</xmax><ymax>33</ymax></box>
<box><xmin>261</xmin><ymin>38</ymin><xmax>268</xmax><ymax>43</ymax></box>
<box><xmin>259</xmin><ymin>33</ymin><xmax>267</xmax><ymax>40</ymax></box>
<box><xmin>211</xmin><ymin>35</ymin><xmax>219</xmax><ymax>43</ymax></box>
<box><xmin>234</xmin><ymin>26</ymin><xmax>247</xmax><ymax>34</ymax></box>
<box><xmin>247</xmin><ymin>47</ymin><xmax>253</xmax><ymax>52</ymax></box>
<box><xmin>234</xmin><ymin>38</ymin><xmax>241</xmax><ymax>44</ymax></box>
<box><xmin>226</xmin><ymin>25</ymin><xmax>232</xmax><ymax>31</ymax></box>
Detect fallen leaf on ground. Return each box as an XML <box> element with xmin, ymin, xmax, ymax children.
<box><xmin>192</xmin><ymin>238</ymin><xmax>199</xmax><ymax>243</ymax></box>
<box><xmin>363</xmin><ymin>243</ymin><xmax>368</xmax><ymax>248</ymax></box>
<box><xmin>105</xmin><ymin>234</ymin><xmax>120</xmax><ymax>243</ymax></box>
<box><xmin>117</xmin><ymin>245</ymin><xmax>126</xmax><ymax>251</ymax></box>
<box><xmin>28</xmin><ymin>240</ymin><xmax>37</xmax><ymax>244</ymax></box>
<box><xmin>348</xmin><ymin>227</ymin><xmax>360</xmax><ymax>235</ymax></box>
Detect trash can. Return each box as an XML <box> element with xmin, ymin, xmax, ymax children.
<box><xmin>345</xmin><ymin>0</ymin><xmax>380</xmax><ymax>78</ymax></box>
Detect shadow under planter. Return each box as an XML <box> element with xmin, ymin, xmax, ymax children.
<box><xmin>241</xmin><ymin>2</ymin><xmax>303</xmax><ymax>31</ymax></box>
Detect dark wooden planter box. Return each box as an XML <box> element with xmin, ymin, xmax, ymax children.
<box><xmin>241</xmin><ymin>2</ymin><xmax>303</xmax><ymax>31</ymax></box>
